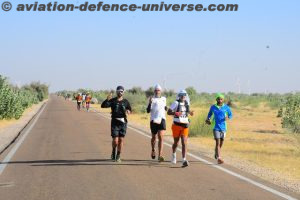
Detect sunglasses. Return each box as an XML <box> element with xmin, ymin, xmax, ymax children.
<box><xmin>117</xmin><ymin>90</ymin><xmax>124</xmax><ymax>93</ymax></box>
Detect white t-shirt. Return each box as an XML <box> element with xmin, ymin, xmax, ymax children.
<box><xmin>169</xmin><ymin>101</ymin><xmax>189</xmax><ymax>124</ymax></box>
<box><xmin>82</xmin><ymin>95</ymin><xmax>86</xmax><ymax>101</ymax></box>
<box><xmin>150</xmin><ymin>97</ymin><xmax>166</xmax><ymax>123</ymax></box>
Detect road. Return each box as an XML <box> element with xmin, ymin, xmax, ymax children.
<box><xmin>0</xmin><ymin>96</ymin><xmax>298</xmax><ymax>200</ymax></box>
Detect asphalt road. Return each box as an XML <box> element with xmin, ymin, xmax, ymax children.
<box><xmin>0</xmin><ymin>96</ymin><xmax>298</xmax><ymax>200</ymax></box>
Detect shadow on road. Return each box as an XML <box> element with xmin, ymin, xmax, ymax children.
<box><xmin>1</xmin><ymin>159</ymin><xmax>205</xmax><ymax>167</ymax></box>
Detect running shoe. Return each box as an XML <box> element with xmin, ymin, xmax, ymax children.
<box><xmin>171</xmin><ymin>154</ymin><xmax>176</xmax><ymax>164</ymax></box>
<box><xmin>116</xmin><ymin>154</ymin><xmax>121</xmax><ymax>163</ymax></box>
<box><xmin>158</xmin><ymin>156</ymin><xmax>165</xmax><ymax>162</ymax></box>
<box><xmin>217</xmin><ymin>157</ymin><xmax>224</xmax><ymax>164</ymax></box>
<box><xmin>111</xmin><ymin>151</ymin><xmax>116</xmax><ymax>160</ymax></box>
<box><xmin>151</xmin><ymin>150</ymin><xmax>156</xmax><ymax>159</ymax></box>
<box><xmin>214</xmin><ymin>152</ymin><xmax>218</xmax><ymax>159</ymax></box>
<box><xmin>182</xmin><ymin>160</ymin><xmax>190</xmax><ymax>168</ymax></box>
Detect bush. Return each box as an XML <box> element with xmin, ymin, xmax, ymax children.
<box><xmin>281</xmin><ymin>95</ymin><xmax>300</xmax><ymax>133</ymax></box>
<box><xmin>189</xmin><ymin>114</ymin><xmax>212</xmax><ymax>137</ymax></box>
<box><xmin>0</xmin><ymin>75</ymin><xmax>48</xmax><ymax>120</ymax></box>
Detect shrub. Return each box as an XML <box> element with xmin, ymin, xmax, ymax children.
<box><xmin>189</xmin><ymin>114</ymin><xmax>212</xmax><ymax>137</ymax></box>
<box><xmin>0</xmin><ymin>75</ymin><xmax>48</xmax><ymax>120</ymax></box>
<box><xmin>281</xmin><ymin>95</ymin><xmax>300</xmax><ymax>133</ymax></box>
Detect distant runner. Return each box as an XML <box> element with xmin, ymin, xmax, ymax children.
<box><xmin>101</xmin><ymin>86</ymin><xmax>132</xmax><ymax>162</ymax></box>
<box><xmin>75</xmin><ymin>93</ymin><xmax>82</xmax><ymax>111</ymax></box>
<box><xmin>168</xmin><ymin>90</ymin><xmax>194</xmax><ymax>167</ymax></box>
<box><xmin>206</xmin><ymin>93</ymin><xmax>233</xmax><ymax>164</ymax></box>
<box><xmin>82</xmin><ymin>93</ymin><xmax>86</xmax><ymax>108</ymax></box>
<box><xmin>146</xmin><ymin>84</ymin><xmax>167</xmax><ymax>162</ymax></box>
<box><xmin>85</xmin><ymin>93</ymin><xmax>92</xmax><ymax>112</ymax></box>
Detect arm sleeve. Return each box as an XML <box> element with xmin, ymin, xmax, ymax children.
<box><xmin>146</xmin><ymin>103</ymin><xmax>151</xmax><ymax>113</ymax></box>
<box><xmin>169</xmin><ymin>102</ymin><xmax>178</xmax><ymax>112</ymax></box>
<box><xmin>101</xmin><ymin>99</ymin><xmax>111</xmax><ymax>108</ymax></box>
<box><xmin>126</xmin><ymin>100</ymin><xmax>132</xmax><ymax>112</ymax></box>
<box><xmin>227</xmin><ymin>106</ymin><xmax>233</xmax><ymax>119</ymax></box>
<box><xmin>207</xmin><ymin>106</ymin><xmax>213</xmax><ymax>120</ymax></box>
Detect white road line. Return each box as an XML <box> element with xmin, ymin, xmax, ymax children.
<box><xmin>95</xmin><ymin>111</ymin><xmax>297</xmax><ymax>200</ymax></box>
<box><xmin>0</xmin><ymin>103</ymin><xmax>47</xmax><ymax>176</ymax></box>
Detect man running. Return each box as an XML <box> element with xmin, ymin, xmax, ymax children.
<box><xmin>206</xmin><ymin>93</ymin><xmax>232</xmax><ymax>164</ymax></box>
<box><xmin>75</xmin><ymin>93</ymin><xmax>82</xmax><ymax>111</ymax></box>
<box><xmin>101</xmin><ymin>86</ymin><xmax>131</xmax><ymax>162</ymax></box>
<box><xmin>168</xmin><ymin>90</ymin><xmax>194</xmax><ymax>167</ymax></box>
<box><xmin>85</xmin><ymin>93</ymin><xmax>92</xmax><ymax>112</ymax></box>
<box><xmin>82</xmin><ymin>93</ymin><xmax>86</xmax><ymax>108</ymax></box>
<box><xmin>147</xmin><ymin>84</ymin><xmax>167</xmax><ymax>162</ymax></box>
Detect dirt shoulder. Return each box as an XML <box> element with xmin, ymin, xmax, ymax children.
<box><xmin>0</xmin><ymin>100</ymin><xmax>47</xmax><ymax>153</ymax></box>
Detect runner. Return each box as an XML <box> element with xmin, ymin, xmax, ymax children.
<box><xmin>82</xmin><ymin>93</ymin><xmax>86</xmax><ymax>108</ymax></box>
<box><xmin>85</xmin><ymin>93</ymin><xmax>92</xmax><ymax>112</ymax></box>
<box><xmin>205</xmin><ymin>93</ymin><xmax>233</xmax><ymax>164</ymax></box>
<box><xmin>75</xmin><ymin>93</ymin><xmax>82</xmax><ymax>111</ymax></box>
<box><xmin>101</xmin><ymin>86</ymin><xmax>132</xmax><ymax>162</ymax></box>
<box><xmin>168</xmin><ymin>90</ymin><xmax>194</xmax><ymax>167</ymax></box>
<box><xmin>146</xmin><ymin>84</ymin><xmax>167</xmax><ymax>162</ymax></box>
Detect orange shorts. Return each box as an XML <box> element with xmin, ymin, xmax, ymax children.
<box><xmin>172</xmin><ymin>124</ymin><xmax>189</xmax><ymax>138</ymax></box>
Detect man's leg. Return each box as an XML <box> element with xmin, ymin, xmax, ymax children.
<box><xmin>111</xmin><ymin>137</ymin><xmax>118</xmax><ymax>160</ymax></box>
<box><xmin>117</xmin><ymin>136</ymin><xmax>124</xmax><ymax>154</ymax></box>
<box><xmin>171</xmin><ymin>137</ymin><xmax>179</xmax><ymax>164</ymax></box>
<box><xmin>151</xmin><ymin>133</ymin><xmax>156</xmax><ymax>157</ymax></box>
<box><xmin>215</xmin><ymin>139</ymin><xmax>221</xmax><ymax>158</ymax></box>
<box><xmin>215</xmin><ymin>138</ymin><xmax>224</xmax><ymax>164</ymax></box>
<box><xmin>116</xmin><ymin>136</ymin><xmax>124</xmax><ymax>162</ymax></box>
<box><xmin>181</xmin><ymin>135</ymin><xmax>188</xmax><ymax>160</ymax></box>
<box><xmin>172</xmin><ymin>137</ymin><xmax>180</xmax><ymax>153</ymax></box>
<box><xmin>158</xmin><ymin>130</ymin><xmax>164</xmax><ymax>157</ymax></box>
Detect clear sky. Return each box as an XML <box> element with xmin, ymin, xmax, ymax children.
<box><xmin>0</xmin><ymin>0</ymin><xmax>299</xmax><ymax>93</ymax></box>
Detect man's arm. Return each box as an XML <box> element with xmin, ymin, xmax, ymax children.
<box><xmin>205</xmin><ymin>106</ymin><xmax>213</xmax><ymax>124</ymax></box>
<box><xmin>146</xmin><ymin>97</ymin><xmax>152</xmax><ymax>113</ymax></box>
<box><xmin>101</xmin><ymin>93</ymin><xmax>113</xmax><ymax>108</ymax></box>
<box><xmin>101</xmin><ymin>99</ymin><xmax>111</xmax><ymax>108</ymax></box>
<box><xmin>126</xmin><ymin>100</ymin><xmax>132</xmax><ymax>113</ymax></box>
<box><xmin>227</xmin><ymin>106</ymin><xmax>233</xmax><ymax>120</ymax></box>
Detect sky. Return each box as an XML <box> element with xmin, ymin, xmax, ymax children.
<box><xmin>0</xmin><ymin>0</ymin><xmax>299</xmax><ymax>93</ymax></box>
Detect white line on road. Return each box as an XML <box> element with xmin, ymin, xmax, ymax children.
<box><xmin>96</xmin><ymin>111</ymin><xmax>297</xmax><ymax>200</ymax></box>
<box><xmin>0</xmin><ymin>103</ymin><xmax>47</xmax><ymax>176</ymax></box>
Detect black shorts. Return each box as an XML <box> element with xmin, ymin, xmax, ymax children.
<box><xmin>77</xmin><ymin>102</ymin><xmax>81</xmax><ymax>106</ymax></box>
<box><xmin>150</xmin><ymin>119</ymin><xmax>166</xmax><ymax>134</ymax></box>
<box><xmin>111</xmin><ymin>118</ymin><xmax>127</xmax><ymax>138</ymax></box>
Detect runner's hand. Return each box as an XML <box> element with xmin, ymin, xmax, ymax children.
<box><xmin>149</xmin><ymin>96</ymin><xmax>153</xmax><ymax>104</ymax></box>
<box><xmin>175</xmin><ymin>112</ymin><xmax>181</xmax><ymax>117</ymax></box>
<box><xmin>190</xmin><ymin>110</ymin><xmax>194</xmax><ymax>116</ymax></box>
<box><xmin>205</xmin><ymin>119</ymin><xmax>211</xmax><ymax>125</ymax></box>
<box><xmin>107</xmin><ymin>93</ymin><xmax>113</xmax><ymax>100</ymax></box>
<box><xmin>126</xmin><ymin>110</ymin><xmax>131</xmax><ymax>115</ymax></box>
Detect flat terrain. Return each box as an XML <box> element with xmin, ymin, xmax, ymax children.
<box><xmin>0</xmin><ymin>96</ymin><xmax>298</xmax><ymax>200</ymax></box>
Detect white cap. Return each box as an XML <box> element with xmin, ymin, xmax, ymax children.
<box><xmin>154</xmin><ymin>84</ymin><xmax>162</xmax><ymax>91</ymax></box>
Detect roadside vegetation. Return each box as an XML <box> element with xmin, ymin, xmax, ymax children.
<box><xmin>0</xmin><ymin>75</ymin><xmax>48</xmax><ymax>120</ymax></box>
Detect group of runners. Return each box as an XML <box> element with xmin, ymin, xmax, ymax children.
<box><xmin>76</xmin><ymin>85</ymin><xmax>233</xmax><ymax>167</ymax></box>
<box><xmin>75</xmin><ymin>92</ymin><xmax>92</xmax><ymax>111</ymax></box>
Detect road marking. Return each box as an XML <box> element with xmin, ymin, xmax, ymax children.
<box><xmin>95</xmin><ymin>111</ymin><xmax>297</xmax><ymax>200</ymax></box>
<box><xmin>0</xmin><ymin>182</ymin><xmax>14</xmax><ymax>187</ymax></box>
<box><xmin>0</xmin><ymin>103</ymin><xmax>47</xmax><ymax>176</ymax></box>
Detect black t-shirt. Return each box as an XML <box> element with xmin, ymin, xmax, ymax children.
<box><xmin>101</xmin><ymin>97</ymin><xmax>132</xmax><ymax>119</ymax></box>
